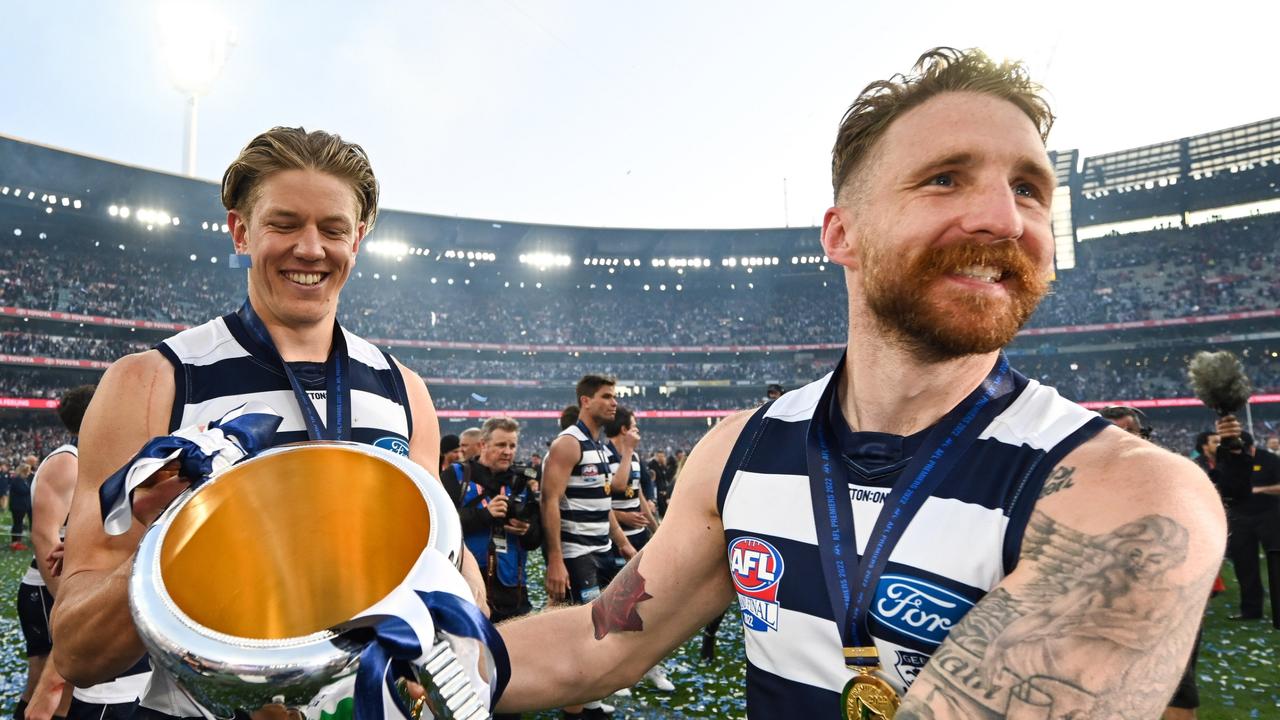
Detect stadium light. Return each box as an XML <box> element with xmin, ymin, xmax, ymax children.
<box><xmin>157</xmin><ymin>2</ymin><xmax>235</xmax><ymax>176</ymax></box>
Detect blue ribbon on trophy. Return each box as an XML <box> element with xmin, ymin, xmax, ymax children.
<box><xmin>348</xmin><ymin>552</ymin><xmax>511</xmax><ymax>720</ymax></box>
<box><xmin>98</xmin><ymin>401</ymin><xmax>283</xmax><ymax>535</ymax></box>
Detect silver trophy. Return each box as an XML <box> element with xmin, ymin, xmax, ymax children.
<box><xmin>130</xmin><ymin>441</ymin><xmax>489</xmax><ymax>719</ymax></box>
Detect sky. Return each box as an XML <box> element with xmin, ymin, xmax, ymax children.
<box><xmin>2</xmin><ymin>0</ymin><xmax>1278</xmax><ymax>230</ymax></box>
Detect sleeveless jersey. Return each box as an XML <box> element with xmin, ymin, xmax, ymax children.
<box><xmin>717</xmin><ymin>367</ymin><xmax>1108</xmax><ymax>718</ymax></box>
<box><xmin>555</xmin><ymin>422</ymin><xmax>613</xmax><ymax>559</ymax></box>
<box><xmin>23</xmin><ymin>445</ymin><xmax>76</xmax><ymax>587</ymax></box>
<box><xmin>155</xmin><ymin>310</ymin><xmax>412</xmax><ymax>450</ymax></box>
<box><xmin>28</xmin><ymin>445</ymin><xmax>153</xmax><ymax>703</ymax></box>
<box><xmin>141</xmin><ymin>311</ymin><xmax>414</xmax><ymax>718</ymax></box>
<box><xmin>605</xmin><ymin>442</ymin><xmax>645</xmax><ymax>538</ymax></box>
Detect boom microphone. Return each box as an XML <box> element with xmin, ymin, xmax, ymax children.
<box><xmin>1187</xmin><ymin>350</ymin><xmax>1253</xmax><ymax>450</ymax></box>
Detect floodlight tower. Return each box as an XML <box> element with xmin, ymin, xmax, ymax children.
<box><xmin>158</xmin><ymin>3</ymin><xmax>235</xmax><ymax>177</ymax></box>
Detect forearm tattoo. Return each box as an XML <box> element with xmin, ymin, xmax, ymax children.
<box><xmin>896</xmin><ymin>511</ymin><xmax>1211</xmax><ymax>720</ymax></box>
<box><xmin>591</xmin><ymin>550</ymin><xmax>652</xmax><ymax>640</ymax></box>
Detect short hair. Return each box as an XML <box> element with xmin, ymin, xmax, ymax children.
<box><xmin>831</xmin><ymin>47</ymin><xmax>1054</xmax><ymax>204</ymax></box>
<box><xmin>221</xmin><ymin>127</ymin><xmax>380</xmax><ymax>232</ymax></box>
<box><xmin>575</xmin><ymin>374</ymin><xmax>616</xmax><ymax>406</ymax></box>
<box><xmin>603</xmin><ymin>406</ymin><xmax>635</xmax><ymax>438</ymax></box>
<box><xmin>460</xmin><ymin>427</ymin><xmax>483</xmax><ymax>444</ymax></box>
<box><xmin>559</xmin><ymin>404</ymin><xmax>580</xmax><ymax>430</ymax></box>
<box><xmin>57</xmin><ymin>384</ymin><xmax>96</xmax><ymax>434</ymax></box>
<box><xmin>482</xmin><ymin>416</ymin><xmax>520</xmax><ymax>440</ymax></box>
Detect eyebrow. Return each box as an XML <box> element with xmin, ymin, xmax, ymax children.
<box><xmin>260</xmin><ymin>208</ymin><xmax>353</xmax><ymax>225</ymax></box>
<box><xmin>910</xmin><ymin>151</ymin><xmax>1057</xmax><ymax>190</ymax></box>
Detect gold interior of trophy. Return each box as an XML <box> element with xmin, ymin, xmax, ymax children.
<box><xmin>159</xmin><ymin>447</ymin><xmax>431</xmax><ymax>640</ymax></box>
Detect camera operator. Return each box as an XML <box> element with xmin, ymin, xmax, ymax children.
<box><xmin>448</xmin><ymin>417</ymin><xmax>543</xmax><ymax>630</ymax></box>
<box><xmin>1211</xmin><ymin>416</ymin><xmax>1280</xmax><ymax>621</ymax></box>
<box><xmin>647</xmin><ymin>450</ymin><xmax>672</xmax><ymax>518</ymax></box>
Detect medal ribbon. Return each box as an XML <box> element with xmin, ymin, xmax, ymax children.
<box><xmin>238</xmin><ymin>299</ymin><xmax>352</xmax><ymax>441</ymax></box>
<box><xmin>806</xmin><ymin>352</ymin><xmax>1013</xmax><ymax>668</ymax></box>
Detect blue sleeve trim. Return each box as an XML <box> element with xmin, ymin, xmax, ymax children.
<box><xmin>1001</xmin><ymin>416</ymin><xmax>1111</xmax><ymax>574</ymax></box>
<box><xmin>153</xmin><ymin>342</ymin><xmax>186</xmax><ymax>433</ymax></box>
<box><xmin>715</xmin><ymin>402</ymin><xmax>774</xmax><ymax>516</ymax></box>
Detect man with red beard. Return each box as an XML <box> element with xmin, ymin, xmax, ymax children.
<box><xmin>493</xmin><ymin>48</ymin><xmax>1225</xmax><ymax>719</ymax></box>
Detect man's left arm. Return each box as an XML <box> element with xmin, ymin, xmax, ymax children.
<box><xmin>394</xmin><ymin>359</ymin><xmax>486</xmax><ymax>609</ymax></box>
<box><xmin>897</xmin><ymin>428</ymin><xmax>1226</xmax><ymax>720</ymax></box>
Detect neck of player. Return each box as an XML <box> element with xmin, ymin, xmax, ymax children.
<box><xmin>840</xmin><ymin>324</ymin><xmax>999</xmax><ymax>439</ymax></box>
<box><xmin>580</xmin><ymin>414</ymin><xmax>604</xmax><ymax>439</ymax></box>
<box><xmin>248</xmin><ymin>293</ymin><xmax>336</xmax><ymax>363</ymax></box>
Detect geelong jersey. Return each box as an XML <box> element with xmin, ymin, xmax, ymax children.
<box><xmin>155</xmin><ymin>310</ymin><xmax>412</xmax><ymax>451</ymax></box>
<box><xmin>23</xmin><ymin>445</ymin><xmax>76</xmax><ymax>587</ymax></box>
<box><xmin>717</xmin><ymin>367</ymin><xmax>1108</xmax><ymax>718</ymax></box>
<box><xmin>556</xmin><ymin>422</ymin><xmax>613</xmax><ymax>559</ymax></box>
<box><xmin>142</xmin><ymin>310</ymin><xmax>414</xmax><ymax>718</ymax></box>
<box><xmin>28</xmin><ymin>445</ymin><xmax>153</xmax><ymax>702</ymax></box>
<box><xmin>606</xmin><ymin>442</ymin><xmax>646</xmax><ymax>538</ymax></box>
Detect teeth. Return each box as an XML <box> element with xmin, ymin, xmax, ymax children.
<box><xmin>284</xmin><ymin>272</ymin><xmax>323</xmax><ymax>286</ymax></box>
<box><xmin>955</xmin><ymin>265</ymin><xmax>1001</xmax><ymax>283</ymax></box>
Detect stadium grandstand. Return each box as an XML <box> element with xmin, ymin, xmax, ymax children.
<box><xmin>1</xmin><ymin>116</ymin><xmax>1279</xmax><ymax>463</ymax></box>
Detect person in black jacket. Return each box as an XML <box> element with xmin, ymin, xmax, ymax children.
<box><xmin>10</xmin><ymin>462</ymin><xmax>33</xmax><ymax>550</ymax></box>
<box><xmin>447</xmin><ymin>417</ymin><xmax>543</xmax><ymax>628</ymax></box>
<box><xmin>1209</xmin><ymin>417</ymin><xmax>1280</xmax><ymax>621</ymax></box>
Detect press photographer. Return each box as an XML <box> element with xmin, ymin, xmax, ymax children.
<box><xmin>449</xmin><ymin>417</ymin><xmax>543</xmax><ymax>625</ymax></box>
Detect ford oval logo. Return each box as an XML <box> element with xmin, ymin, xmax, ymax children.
<box><xmin>871</xmin><ymin>574</ymin><xmax>975</xmax><ymax>646</ymax></box>
<box><xmin>374</xmin><ymin>436</ymin><xmax>410</xmax><ymax>457</ymax></box>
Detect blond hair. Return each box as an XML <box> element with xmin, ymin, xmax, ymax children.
<box><xmin>831</xmin><ymin>47</ymin><xmax>1054</xmax><ymax>204</ymax></box>
<box><xmin>221</xmin><ymin>127</ymin><xmax>380</xmax><ymax>231</ymax></box>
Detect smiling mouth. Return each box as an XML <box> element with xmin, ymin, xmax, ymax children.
<box><xmin>282</xmin><ymin>271</ymin><xmax>328</xmax><ymax>287</ymax></box>
<box><xmin>949</xmin><ymin>264</ymin><xmax>1010</xmax><ymax>284</ymax></box>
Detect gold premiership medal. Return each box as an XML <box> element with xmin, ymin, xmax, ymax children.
<box><xmin>840</xmin><ymin>668</ymin><xmax>899</xmax><ymax>720</ymax></box>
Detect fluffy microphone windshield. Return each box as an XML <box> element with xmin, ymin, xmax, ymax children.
<box><xmin>1187</xmin><ymin>350</ymin><xmax>1253</xmax><ymax>416</ymax></box>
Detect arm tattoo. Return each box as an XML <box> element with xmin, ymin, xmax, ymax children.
<box><xmin>1037</xmin><ymin>466</ymin><xmax>1076</xmax><ymax>498</ymax></box>
<box><xmin>898</xmin><ymin>510</ymin><xmax>1212</xmax><ymax>720</ymax></box>
<box><xmin>591</xmin><ymin>550</ymin><xmax>652</xmax><ymax>640</ymax></box>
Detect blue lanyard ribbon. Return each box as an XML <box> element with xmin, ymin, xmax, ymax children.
<box><xmin>805</xmin><ymin>353</ymin><xmax>1013</xmax><ymax>667</ymax></box>
<box><xmin>237</xmin><ymin>299</ymin><xmax>352</xmax><ymax>441</ymax></box>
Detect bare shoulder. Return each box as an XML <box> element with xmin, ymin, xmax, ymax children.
<box><xmin>665</xmin><ymin>408</ymin><xmax>756</xmax><ymax>513</ymax></box>
<box><xmin>391</xmin><ymin>356</ymin><xmax>428</xmax><ymax>391</ymax></box>
<box><xmin>87</xmin><ymin>350</ymin><xmax>175</xmax><ymax>443</ymax></box>
<box><xmin>1033</xmin><ymin>424</ymin><xmax>1227</xmax><ymax>573</ymax></box>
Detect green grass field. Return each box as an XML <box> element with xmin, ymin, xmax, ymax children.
<box><xmin>0</xmin><ymin>535</ymin><xmax>1274</xmax><ymax>718</ymax></box>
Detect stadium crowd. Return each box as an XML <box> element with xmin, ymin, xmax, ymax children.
<box><xmin>0</xmin><ymin>214</ymin><xmax>1275</xmax><ymax>347</ymax></box>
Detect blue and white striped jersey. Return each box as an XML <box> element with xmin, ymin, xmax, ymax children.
<box><xmin>717</xmin><ymin>365</ymin><xmax>1108</xmax><ymax>718</ymax></box>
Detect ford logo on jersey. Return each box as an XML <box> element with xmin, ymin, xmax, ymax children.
<box><xmin>728</xmin><ymin>536</ymin><xmax>784</xmax><ymax>632</ymax></box>
<box><xmin>871</xmin><ymin>574</ymin><xmax>975</xmax><ymax>646</ymax></box>
<box><xmin>373</xmin><ymin>436</ymin><xmax>410</xmax><ymax>457</ymax></box>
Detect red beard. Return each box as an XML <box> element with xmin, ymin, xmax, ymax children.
<box><xmin>861</xmin><ymin>239</ymin><xmax>1048</xmax><ymax>362</ymax></box>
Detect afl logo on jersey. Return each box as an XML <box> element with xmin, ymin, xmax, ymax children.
<box><xmin>729</xmin><ymin>536</ymin><xmax>784</xmax><ymax>632</ymax></box>
<box><xmin>373</xmin><ymin>436</ymin><xmax>410</xmax><ymax>457</ymax></box>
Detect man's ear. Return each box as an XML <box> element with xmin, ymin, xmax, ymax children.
<box><xmin>229</xmin><ymin>209</ymin><xmax>250</xmax><ymax>255</ymax></box>
<box><xmin>820</xmin><ymin>206</ymin><xmax>860</xmax><ymax>269</ymax></box>
<box><xmin>352</xmin><ymin>221</ymin><xmax>366</xmax><ymax>258</ymax></box>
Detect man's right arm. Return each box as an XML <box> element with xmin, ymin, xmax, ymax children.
<box><xmin>539</xmin><ymin>436</ymin><xmax>578</xmax><ymax>603</ymax></box>
<box><xmin>496</xmin><ymin>411</ymin><xmax>749</xmax><ymax>711</ymax></box>
<box><xmin>31</xmin><ymin>452</ymin><xmax>76</xmax><ymax>595</ymax></box>
<box><xmin>51</xmin><ymin>350</ymin><xmax>176</xmax><ymax>686</ymax></box>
